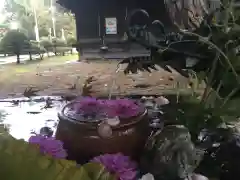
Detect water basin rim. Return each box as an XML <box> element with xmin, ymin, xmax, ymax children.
<box><xmin>58</xmin><ymin>102</ymin><xmax>148</xmax><ymax>130</ymax></box>
<box><xmin>61</xmin><ymin>99</ymin><xmax>145</xmax><ymax>121</ymax></box>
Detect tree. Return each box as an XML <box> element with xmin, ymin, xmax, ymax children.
<box><xmin>164</xmin><ymin>0</ymin><xmax>209</xmax><ymax>30</ymax></box>
<box><xmin>40</xmin><ymin>37</ymin><xmax>53</xmax><ymax>56</ymax></box>
<box><xmin>1</xmin><ymin>30</ymin><xmax>30</xmax><ymax>63</ymax></box>
<box><xmin>67</xmin><ymin>36</ymin><xmax>76</xmax><ymax>46</ymax></box>
<box><xmin>37</xmin><ymin>10</ymin><xmax>52</xmax><ymax>37</ymax></box>
<box><xmin>27</xmin><ymin>41</ymin><xmax>46</xmax><ymax>60</ymax></box>
<box><xmin>66</xmin><ymin>36</ymin><xmax>76</xmax><ymax>54</ymax></box>
<box><xmin>16</xmin><ymin>0</ymin><xmax>77</xmax><ymax>38</ymax></box>
<box><xmin>3</xmin><ymin>0</ymin><xmax>28</xmax><ymax>23</ymax></box>
<box><xmin>2</xmin><ymin>0</ymin><xmax>35</xmax><ymax>39</ymax></box>
<box><xmin>3</xmin><ymin>0</ymin><xmax>76</xmax><ymax>41</ymax></box>
<box><xmin>54</xmin><ymin>12</ymin><xmax>76</xmax><ymax>38</ymax></box>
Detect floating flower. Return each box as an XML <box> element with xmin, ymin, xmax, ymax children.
<box><xmin>154</xmin><ymin>96</ymin><xmax>169</xmax><ymax>106</ymax></box>
<box><xmin>67</xmin><ymin>97</ymin><xmax>143</xmax><ymax>120</ymax></box>
<box><xmin>105</xmin><ymin>99</ymin><xmax>142</xmax><ymax>119</ymax></box>
<box><xmin>28</xmin><ymin>135</ymin><xmax>67</xmax><ymax>159</ymax></box>
<box><xmin>91</xmin><ymin>153</ymin><xmax>137</xmax><ymax>180</ymax></box>
<box><xmin>106</xmin><ymin>116</ymin><xmax>120</xmax><ymax>127</ymax></box>
<box><xmin>139</xmin><ymin>173</ymin><xmax>155</xmax><ymax>180</ymax></box>
<box><xmin>72</xmin><ymin>97</ymin><xmax>106</xmax><ymax>116</ymax></box>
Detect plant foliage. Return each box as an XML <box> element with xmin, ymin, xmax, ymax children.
<box><xmin>122</xmin><ymin>1</ymin><xmax>240</xmax><ymax>99</ymax></box>
<box><xmin>122</xmin><ymin>2</ymin><xmax>240</xmax><ymax>179</ymax></box>
<box><xmin>0</xmin><ymin>126</ymin><xmax>116</xmax><ymax>180</ymax></box>
<box><xmin>141</xmin><ymin>125</ymin><xmax>203</xmax><ymax>180</ymax></box>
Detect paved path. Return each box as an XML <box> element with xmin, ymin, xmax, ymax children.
<box><xmin>0</xmin><ymin>60</ymin><xmax>204</xmax><ymax>99</ymax></box>
<box><xmin>0</xmin><ymin>53</ymin><xmax>55</xmax><ymax>65</ymax></box>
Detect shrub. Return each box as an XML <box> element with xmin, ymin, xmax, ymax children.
<box><xmin>0</xmin><ymin>30</ymin><xmax>30</xmax><ymax>64</ymax></box>
<box><xmin>52</xmin><ymin>37</ymin><xmax>67</xmax><ymax>47</ymax></box>
<box><xmin>67</xmin><ymin>36</ymin><xmax>77</xmax><ymax>47</ymax></box>
<box><xmin>29</xmin><ymin>43</ymin><xmax>46</xmax><ymax>60</ymax></box>
<box><xmin>51</xmin><ymin>37</ymin><xmax>72</xmax><ymax>55</ymax></box>
<box><xmin>40</xmin><ymin>37</ymin><xmax>53</xmax><ymax>56</ymax></box>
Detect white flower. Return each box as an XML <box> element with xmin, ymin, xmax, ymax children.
<box><xmin>155</xmin><ymin>96</ymin><xmax>170</xmax><ymax>106</ymax></box>
<box><xmin>139</xmin><ymin>173</ymin><xmax>155</xmax><ymax>180</ymax></box>
<box><xmin>106</xmin><ymin>116</ymin><xmax>120</xmax><ymax>127</ymax></box>
<box><xmin>189</xmin><ymin>174</ymin><xmax>209</xmax><ymax>180</ymax></box>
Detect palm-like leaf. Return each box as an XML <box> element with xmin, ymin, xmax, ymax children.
<box><xmin>124</xmin><ymin>5</ymin><xmax>240</xmax><ymax>99</ymax></box>
<box><xmin>23</xmin><ymin>87</ymin><xmax>40</xmax><ymax>98</ymax></box>
<box><xmin>82</xmin><ymin>76</ymin><xmax>96</xmax><ymax>96</ymax></box>
<box><xmin>0</xmin><ymin>128</ymin><xmax>116</xmax><ymax>180</ymax></box>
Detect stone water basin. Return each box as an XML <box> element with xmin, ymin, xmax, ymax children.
<box><xmin>0</xmin><ymin>95</ymin><xmax>164</xmax><ymax>142</ymax></box>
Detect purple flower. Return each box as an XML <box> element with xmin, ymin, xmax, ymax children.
<box><xmin>72</xmin><ymin>97</ymin><xmax>105</xmax><ymax>116</ymax></box>
<box><xmin>28</xmin><ymin>135</ymin><xmax>67</xmax><ymax>159</ymax></box>
<box><xmin>91</xmin><ymin>153</ymin><xmax>137</xmax><ymax>180</ymax></box>
<box><xmin>105</xmin><ymin>99</ymin><xmax>142</xmax><ymax>119</ymax></box>
<box><xmin>68</xmin><ymin>97</ymin><xmax>143</xmax><ymax>120</ymax></box>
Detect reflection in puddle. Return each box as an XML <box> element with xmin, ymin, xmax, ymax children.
<box><xmin>0</xmin><ymin>96</ymin><xmax>67</xmax><ymax>141</ymax></box>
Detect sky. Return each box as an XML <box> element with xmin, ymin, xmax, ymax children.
<box><xmin>0</xmin><ymin>0</ymin><xmax>6</xmax><ymax>24</ymax></box>
<box><xmin>0</xmin><ymin>0</ymin><xmax>5</xmax><ymax>11</ymax></box>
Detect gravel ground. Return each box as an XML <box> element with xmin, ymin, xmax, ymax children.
<box><xmin>0</xmin><ymin>60</ymin><xmax>203</xmax><ymax>99</ymax></box>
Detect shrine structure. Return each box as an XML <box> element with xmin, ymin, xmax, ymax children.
<box><xmin>57</xmin><ymin>0</ymin><xmax>171</xmax><ymax>59</ymax></box>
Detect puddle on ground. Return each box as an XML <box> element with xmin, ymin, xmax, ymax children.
<box><xmin>0</xmin><ymin>96</ymin><xmax>67</xmax><ymax>141</ymax></box>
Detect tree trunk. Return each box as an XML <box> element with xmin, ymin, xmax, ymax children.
<box><xmin>16</xmin><ymin>54</ymin><xmax>20</xmax><ymax>64</ymax></box>
<box><xmin>29</xmin><ymin>52</ymin><xmax>32</xmax><ymax>60</ymax></box>
<box><xmin>39</xmin><ymin>53</ymin><xmax>44</xmax><ymax>60</ymax></box>
<box><xmin>54</xmin><ymin>45</ymin><xmax>57</xmax><ymax>56</ymax></box>
<box><xmin>164</xmin><ymin>0</ymin><xmax>209</xmax><ymax>30</ymax></box>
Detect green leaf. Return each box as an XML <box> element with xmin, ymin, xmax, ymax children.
<box><xmin>83</xmin><ymin>162</ymin><xmax>116</xmax><ymax>180</ymax></box>
<box><xmin>0</xmin><ymin>133</ymin><xmax>116</xmax><ymax>180</ymax></box>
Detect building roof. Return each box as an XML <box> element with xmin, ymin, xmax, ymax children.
<box><xmin>57</xmin><ymin>0</ymin><xmax>74</xmax><ymax>11</ymax></box>
<box><xmin>57</xmin><ymin>0</ymin><xmax>240</xmax><ymax>13</ymax></box>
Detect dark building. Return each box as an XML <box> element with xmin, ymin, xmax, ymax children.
<box><xmin>73</xmin><ymin>0</ymin><xmax>169</xmax><ymax>39</ymax></box>
<box><xmin>59</xmin><ymin>0</ymin><xmax>169</xmax><ymax>38</ymax></box>
<box><xmin>57</xmin><ymin>0</ymin><xmax>171</xmax><ymax>58</ymax></box>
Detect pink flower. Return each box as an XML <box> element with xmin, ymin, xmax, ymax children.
<box><xmin>69</xmin><ymin>97</ymin><xmax>143</xmax><ymax>120</ymax></box>
<box><xmin>72</xmin><ymin>97</ymin><xmax>106</xmax><ymax>116</ymax></box>
<box><xmin>28</xmin><ymin>135</ymin><xmax>67</xmax><ymax>159</ymax></box>
<box><xmin>91</xmin><ymin>153</ymin><xmax>137</xmax><ymax>180</ymax></box>
<box><xmin>105</xmin><ymin>99</ymin><xmax>142</xmax><ymax>119</ymax></box>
